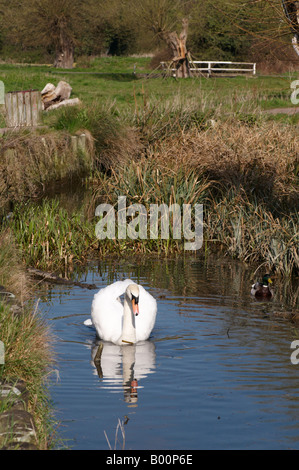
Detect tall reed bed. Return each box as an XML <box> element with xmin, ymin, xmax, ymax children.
<box><xmin>205</xmin><ymin>191</ymin><xmax>299</xmax><ymax>276</ymax></box>
<box><xmin>89</xmin><ymin>152</ymin><xmax>211</xmax><ymax>255</ymax></box>
<box><xmin>148</xmin><ymin>121</ymin><xmax>299</xmax><ymax>214</ymax></box>
<box><xmin>90</xmin><ymin>118</ymin><xmax>299</xmax><ymax>276</ymax></box>
<box><xmin>4</xmin><ymin>199</ymin><xmax>95</xmax><ymax>271</ymax></box>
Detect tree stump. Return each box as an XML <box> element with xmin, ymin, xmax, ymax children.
<box><xmin>162</xmin><ymin>18</ymin><xmax>190</xmax><ymax>78</ymax></box>
<box><xmin>41</xmin><ymin>81</ymin><xmax>73</xmax><ymax>110</ymax></box>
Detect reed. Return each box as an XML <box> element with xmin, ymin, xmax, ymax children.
<box><xmin>89</xmin><ymin>117</ymin><xmax>299</xmax><ymax>276</ymax></box>
<box><xmin>89</xmin><ymin>152</ymin><xmax>211</xmax><ymax>255</ymax></box>
<box><xmin>147</xmin><ymin>121</ymin><xmax>299</xmax><ymax>215</ymax></box>
<box><xmin>0</xmin><ymin>229</ymin><xmax>29</xmax><ymax>300</ymax></box>
<box><xmin>104</xmin><ymin>418</ymin><xmax>126</xmax><ymax>450</ymax></box>
<box><xmin>4</xmin><ymin>199</ymin><xmax>95</xmax><ymax>272</ymax></box>
<box><xmin>205</xmin><ymin>191</ymin><xmax>299</xmax><ymax>276</ymax></box>
<box><xmin>0</xmin><ymin>129</ymin><xmax>94</xmax><ymax>209</ymax></box>
<box><xmin>91</xmin><ymin>154</ymin><xmax>211</xmax><ymax>207</ymax></box>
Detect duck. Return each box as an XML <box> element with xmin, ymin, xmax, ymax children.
<box><xmin>84</xmin><ymin>279</ymin><xmax>157</xmax><ymax>345</ymax></box>
<box><xmin>251</xmin><ymin>274</ymin><xmax>273</xmax><ymax>298</ymax></box>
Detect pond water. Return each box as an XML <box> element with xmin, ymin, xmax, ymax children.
<box><xmin>38</xmin><ymin>256</ymin><xmax>299</xmax><ymax>450</ymax></box>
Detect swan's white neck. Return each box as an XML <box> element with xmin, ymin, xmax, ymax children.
<box><xmin>120</xmin><ymin>293</ymin><xmax>136</xmax><ymax>344</ymax></box>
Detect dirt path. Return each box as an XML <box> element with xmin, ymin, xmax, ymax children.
<box><xmin>265</xmin><ymin>107</ymin><xmax>299</xmax><ymax>115</ymax></box>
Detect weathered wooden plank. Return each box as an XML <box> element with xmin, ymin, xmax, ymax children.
<box><xmin>17</xmin><ymin>92</ymin><xmax>25</xmax><ymax>126</ymax></box>
<box><xmin>11</xmin><ymin>93</ymin><xmax>18</xmax><ymax>127</ymax></box>
<box><xmin>24</xmin><ymin>91</ymin><xmax>31</xmax><ymax>125</ymax></box>
<box><xmin>78</xmin><ymin>133</ymin><xmax>86</xmax><ymax>152</ymax></box>
<box><xmin>4</xmin><ymin>93</ymin><xmax>12</xmax><ymax>126</ymax></box>
<box><xmin>4</xmin><ymin>90</ymin><xmax>42</xmax><ymax>128</ymax></box>
<box><xmin>30</xmin><ymin>91</ymin><xmax>42</xmax><ymax>126</ymax></box>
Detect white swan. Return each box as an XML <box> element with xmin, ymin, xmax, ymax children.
<box><xmin>85</xmin><ymin>279</ymin><xmax>157</xmax><ymax>345</ymax></box>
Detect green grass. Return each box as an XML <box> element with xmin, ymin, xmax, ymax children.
<box><xmin>1</xmin><ymin>58</ymin><xmax>298</xmax><ymax>121</ymax></box>
<box><xmin>74</xmin><ymin>55</ymin><xmax>152</xmax><ymax>73</ymax></box>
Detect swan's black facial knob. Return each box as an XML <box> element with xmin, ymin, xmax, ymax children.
<box><xmin>131</xmin><ymin>294</ymin><xmax>139</xmax><ymax>316</ymax></box>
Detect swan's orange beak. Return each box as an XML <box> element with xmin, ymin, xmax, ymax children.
<box><xmin>132</xmin><ymin>296</ymin><xmax>139</xmax><ymax>316</ymax></box>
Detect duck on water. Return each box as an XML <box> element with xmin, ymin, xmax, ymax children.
<box><xmin>251</xmin><ymin>274</ymin><xmax>273</xmax><ymax>299</ymax></box>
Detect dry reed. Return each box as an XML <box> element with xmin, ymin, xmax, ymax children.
<box><xmin>91</xmin><ymin>119</ymin><xmax>298</xmax><ymax>275</ymax></box>
<box><xmin>0</xmin><ymin>229</ymin><xmax>30</xmax><ymax>301</ymax></box>
<box><xmin>149</xmin><ymin>121</ymin><xmax>298</xmax><ymax>213</ymax></box>
<box><xmin>0</xmin><ymin>129</ymin><xmax>94</xmax><ymax>207</ymax></box>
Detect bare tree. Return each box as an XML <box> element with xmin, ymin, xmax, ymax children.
<box><xmin>33</xmin><ymin>0</ymin><xmax>79</xmax><ymax>68</ymax></box>
<box><xmin>0</xmin><ymin>0</ymin><xmax>83</xmax><ymax>68</ymax></box>
<box><xmin>134</xmin><ymin>0</ymin><xmax>185</xmax><ymax>36</ymax></box>
<box><xmin>131</xmin><ymin>0</ymin><xmax>191</xmax><ymax>76</ymax></box>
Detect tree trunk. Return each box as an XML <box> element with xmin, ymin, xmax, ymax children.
<box><xmin>54</xmin><ymin>28</ymin><xmax>74</xmax><ymax>69</ymax></box>
<box><xmin>162</xmin><ymin>18</ymin><xmax>190</xmax><ymax>78</ymax></box>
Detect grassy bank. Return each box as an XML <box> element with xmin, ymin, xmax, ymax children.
<box><xmin>0</xmin><ymin>302</ymin><xmax>55</xmax><ymax>449</ymax></box>
<box><xmin>0</xmin><ymin>128</ymin><xmax>94</xmax><ymax>211</ymax></box>
<box><xmin>0</xmin><ymin>230</ymin><xmax>56</xmax><ymax>449</ymax></box>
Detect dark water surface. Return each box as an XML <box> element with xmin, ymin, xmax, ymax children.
<box><xmin>38</xmin><ymin>257</ymin><xmax>299</xmax><ymax>450</ymax></box>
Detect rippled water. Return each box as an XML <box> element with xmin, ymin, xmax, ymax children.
<box><xmin>38</xmin><ymin>257</ymin><xmax>299</xmax><ymax>450</ymax></box>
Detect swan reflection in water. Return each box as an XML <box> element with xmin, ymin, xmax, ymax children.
<box><xmin>88</xmin><ymin>340</ymin><xmax>156</xmax><ymax>405</ymax></box>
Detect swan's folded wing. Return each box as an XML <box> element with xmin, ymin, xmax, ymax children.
<box><xmin>138</xmin><ymin>284</ymin><xmax>157</xmax><ymax>312</ymax></box>
<box><xmin>135</xmin><ymin>285</ymin><xmax>157</xmax><ymax>341</ymax></box>
<box><xmin>91</xmin><ymin>279</ymin><xmax>136</xmax><ymax>343</ymax></box>
<box><xmin>93</xmin><ymin>279</ymin><xmax>136</xmax><ymax>301</ymax></box>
